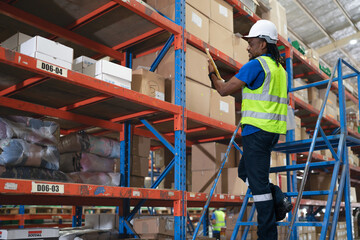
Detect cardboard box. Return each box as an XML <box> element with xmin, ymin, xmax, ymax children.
<box><xmin>130</xmin><ymin>175</ymin><xmax>145</xmax><ymax>187</ymax></box>
<box><xmin>191</xmin><ymin>169</ymin><xmax>222</xmax><ymax>193</ymax></box>
<box><xmin>0</xmin><ymin>228</ymin><xmax>59</xmax><ymax>239</ymax></box>
<box><xmin>293</xmin><ymin>78</ymin><xmax>309</xmax><ymax>103</ymax></box>
<box><xmin>146</xmin><ymin>1</ymin><xmax>209</xmax><ymax>43</ymax></box>
<box><xmin>1</xmin><ymin>32</ymin><xmax>32</xmax><ymax>51</ymax></box>
<box><xmin>210</xmin><ymin>0</ymin><xmax>233</xmax><ymax>31</ymax></box>
<box><xmin>132</xmin><ymin>50</ymin><xmax>159</xmax><ymax>71</ymax></box>
<box><xmin>312</xmin><ymin>97</ymin><xmax>323</xmax><ymax>111</ymax></box>
<box><xmin>278</xmin><ymin>173</ymin><xmax>288</xmax><ymax>192</ymax></box>
<box><xmin>223</xmin><ymin>167</ymin><xmax>248</xmax><ymax>195</ymax></box>
<box><xmin>166</xmin><ymin>77</ymin><xmax>211</xmax><ymax>117</ymax></box>
<box><xmin>191</xmin><ymin>142</ymin><xmax>235</xmax><ymax>171</ymax></box>
<box><xmin>73</xmin><ymin>56</ymin><xmax>97</xmax><ymax>73</ymax></box>
<box><xmin>133</xmin><ymin>217</ymin><xmax>174</xmax><ymax>236</ymax></box>
<box><xmin>307</xmin><ymin>87</ymin><xmax>319</xmax><ymax>103</ymax></box>
<box><xmin>210</xmin><ymin>89</ymin><xmax>236</xmax><ymax>125</ymax></box>
<box><xmin>85</xmin><ymin>214</ymin><xmax>100</xmax><ymax>228</ymax></box>
<box><xmin>351</xmin><ymin>187</ymin><xmax>357</xmax><ymax>203</ymax></box>
<box><xmin>132</xmin><ymin>136</ymin><xmax>151</xmax><ymax>157</ymax></box>
<box><xmin>319</xmin><ymin>89</ymin><xmax>337</xmax><ymax>106</ymax></box>
<box><xmin>309</xmin><ymin>172</ymin><xmax>337</xmax><ymax>200</ymax></box>
<box><xmin>233</xmin><ymin>34</ymin><xmax>249</xmax><ymax>65</ymax></box>
<box><xmin>186</xmin><ymin>4</ymin><xmax>210</xmax><ymax>43</ymax></box>
<box><xmin>131</xmin><ymin>155</ymin><xmax>149</xmax><ymax>177</ymax></box>
<box><xmin>20</xmin><ymin>35</ymin><xmax>73</xmax><ymax>67</ymax></box>
<box><xmin>83</xmin><ymin>59</ymin><xmax>132</xmax><ymax>88</ymax></box>
<box><xmin>209</xmin><ymin>20</ymin><xmax>234</xmax><ymax>57</ymax></box>
<box><xmin>132</xmin><ymin>69</ymin><xmax>165</xmax><ymax>100</ymax></box>
<box><xmin>301</xmin><ymin>127</ymin><xmax>309</xmax><ymax>139</ymax></box>
<box><xmin>158</xmin><ymin>45</ymin><xmax>210</xmax><ymax>87</ymax></box>
<box><xmin>295</xmin><ymin>116</ymin><xmax>301</xmax><ymax>141</ymax></box>
<box><xmin>187</xmin><ymin>0</ymin><xmax>210</xmax><ymax>17</ymax></box>
<box><xmin>152</xmin><ymin>148</ymin><xmax>165</xmax><ymax>168</ymax></box>
<box><xmin>261</xmin><ymin>0</ymin><xmax>287</xmax><ymax>39</ymax></box>
<box><xmin>306</xmin><ymin>49</ymin><xmax>320</xmax><ymax>68</ymax></box>
<box><xmin>99</xmin><ymin>214</ymin><xmax>117</xmax><ymax>230</ymax></box>
<box><xmin>28</xmin><ymin>51</ymin><xmax>72</xmax><ymax>69</ymax></box>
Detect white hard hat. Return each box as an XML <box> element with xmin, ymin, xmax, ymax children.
<box><xmin>244</xmin><ymin>20</ymin><xmax>278</xmax><ymax>44</ymax></box>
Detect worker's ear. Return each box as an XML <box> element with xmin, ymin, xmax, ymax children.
<box><xmin>261</xmin><ymin>40</ymin><xmax>267</xmax><ymax>51</ymax></box>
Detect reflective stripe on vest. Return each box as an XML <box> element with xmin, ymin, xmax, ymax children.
<box><xmin>241</xmin><ymin>56</ymin><xmax>287</xmax><ymax>134</ymax></box>
<box><xmin>253</xmin><ymin>193</ymin><xmax>273</xmax><ymax>202</ymax></box>
<box><xmin>213</xmin><ymin>210</ymin><xmax>226</xmax><ymax>232</ymax></box>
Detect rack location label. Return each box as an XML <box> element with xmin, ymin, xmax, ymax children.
<box><xmin>36</xmin><ymin>60</ymin><xmax>68</xmax><ymax>77</ymax></box>
<box><xmin>31</xmin><ymin>182</ymin><xmax>64</xmax><ymax>194</ymax></box>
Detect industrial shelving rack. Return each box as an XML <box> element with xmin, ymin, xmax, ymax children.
<box><xmin>0</xmin><ymin>0</ymin><xmax>360</xmax><ymax>239</ymax></box>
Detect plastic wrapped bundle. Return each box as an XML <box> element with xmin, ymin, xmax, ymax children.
<box><xmin>59</xmin><ymin>152</ymin><xmax>116</xmax><ymax>173</ymax></box>
<box><xmin>0</xmin><ymin>165</ymin><xmax>71</xmax><ymax>182</ymax></box>
<box><xmin>0</xmin><ymin>116</ymin><xmax>59</xmax><ymax>145</ymax></box>
<box><xmin>0</xmin><ymin>139</ymin><xmax>59</xmax><ymax>170</ymax></box>
<box><xmin>59</xmin><ymin>132</ymin><xmax>120</xmax><ymax>158</ymax></box>
<box><xmin>67</xmin><ymin>172</ymin><xmax>120</xmax><ymax>186</ymax></box>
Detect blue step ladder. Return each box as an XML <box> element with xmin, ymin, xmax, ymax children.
<box><xmin>192</xmin><ymin>58</ymin><xmax>360</xmax><ymax>240</ymax></box>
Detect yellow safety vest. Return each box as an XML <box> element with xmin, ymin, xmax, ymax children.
<box><xmin>241</xmin><ymin>56</ymin><xmax>288</xmax><ymax>134</ymax></box>
<box><xmin>213</xmin><ymin>210</ymin><xmax>226</xmax><ymax>232</ymax></box>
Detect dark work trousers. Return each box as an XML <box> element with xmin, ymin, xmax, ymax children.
<box><xmin>238</xmin><ymin>130</ymin><xmax>279</xmax><ymax>240</ymax></box>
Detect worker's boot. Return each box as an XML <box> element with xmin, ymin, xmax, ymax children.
<box><xmin>269</xmin><ymin>183</ymin><xmax>293</xmax><ymax>221</ymax></box>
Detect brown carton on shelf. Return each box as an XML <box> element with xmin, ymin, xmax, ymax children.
<box><xmin>130</xmin><ymin>175</ymin><xmax>145</xmax><ymax>187</ymax></box>
<box><xmin>295</xmin><ymin>115</ymin><xmax>301</xmax><ymax>141</ymax></box>
<box><xmin>131</xmin><ymin>155</ymin><xmax>149</xmax><ymax>177</ymax></box>
<box><xmin>210</xmin><ymin>0</ymin><xmax>233</xmax><ymax>31</ymax></box>
<box><xmin>307</xmin><ymin>86</ymin><xmax>319</xmax><ymax>103</ymax></box>
<box><xmin>306</xmin><ymin>49</ymin><xmax>320</xmax><ymax>68</ymax></box>
<box><xmin>309</xmin><ymin>172</ymin><xmax>337</xmax><ymax>201</ymax></box>
<box><xmin>210</xmin><ymin>89</ymin><xmax>236</xmax><ymax>125</ymax></box>
<box><xmin>147</xmin><ymin>1</ymin><xmax>209</xmax><ymax>43</ymax></box>
<box><xmin>233</xmin><ymin>34</ymin><xmax>249</xmax><ymax>65</ymax></box>
<box><xmin>132</xmin><ymin>69</ymin><xmax>165</xmax><ymax>100</ymax></box>
<box><xmin>132</xmin><ymin>50</ymin><xmax>159</xmax><ymax>71</ymax></box>
<box><xmin>191</xmin><ymin>142</ymin><xmax>235</xmax><ymax>171</ymax></box>
<box><xmin>133</xmin><ymin>216</ymin><xmax>174</xmax><ymax>236</ymax></box>
<box><xmin>191</xmin><ymin>169</ymin><xmax>222</xmax><ymax>193</ymax></box>
<box><xmin>158</xmin><ymin>45</ymin><xmax>211</xmax><ymax>87</ymax></box>
<box><xmin>209</xmin><ymin>20</ymin><xmax>234</xmax><ymax>58</ymax></box>
<box><xmin>293</xmin><ymin>78</ymin><xmax>309</xmax><ymax>103</ymax></box>
<box><xmin>132</xmin><ymin>135</ymin><xmax>151</xmax><ymax>157</ymax></box>
<box><xmin>222</xmin><ymin>167</ymin><xmax>247</xmax><ymax>195</ymax></box>
<box><xmin>187</xmin><ymin>0</ymin><xmax>210</xmax><ymax>17</ymax></box>
<box><xmin>166</xmin><ymin>77</ymin><xmax>211</xmax><ymax>117</ymax></box>
<box><xmin>261</xmin><ymin>0</ymin><xmax>287</xmax><ymax>39</ymax></box>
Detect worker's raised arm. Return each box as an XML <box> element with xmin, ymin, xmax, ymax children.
<box><xmin>208</xmin><ymin>60</ymin><xmax>246</xmax><ymax>96</ymax></box>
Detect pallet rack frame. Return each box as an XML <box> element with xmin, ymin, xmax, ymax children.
<box><xmin>0</xmin><ymin>0</ymin><xmax>359</xmax><ymax>239</ymax></box>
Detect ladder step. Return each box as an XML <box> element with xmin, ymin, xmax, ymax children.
<box><xmin>235</xmin><ymin>222</ymin><xmax>323</xmax><ymax>227</ymax></box>
<box><xmin>285</xmin><ymin>190</ymin><xmax>332</xmax><ymax>197</ymax></box>
<box><xmin>247</xmin><ymin>190</ymin><xmax>332</xmax><ymax>198</ymax></box>
<box><xmin>273</xmin><ymin>135</ymin><xmax>360</xmax><ymax>153</ymax></box>
<box><xmin>270</xmin><ymin>161</ymin><xmax>336</xmax><ymax>173</ymax></box>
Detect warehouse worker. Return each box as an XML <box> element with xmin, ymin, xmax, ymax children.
<box><xmin>211</xmin><ymin>208</ymin><xmax>225</xmax><ymax>240</ymax></box>
<box><xmin>208</xmin><ymin>20</ymin><xmax>292</xmax><ymax>240</ymax></box>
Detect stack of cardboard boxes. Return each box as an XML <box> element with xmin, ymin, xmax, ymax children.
<box><xmin>130</xmin><ymin>136</ymin><xmax>151</xmax><ymax>187</ymax></box>
<box><xmin>225</xmin><ymin>206</ymin><xmax>258</xmax><ymax>239</ymax></box>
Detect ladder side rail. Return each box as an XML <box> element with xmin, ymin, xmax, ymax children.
<box><xmin>231</xmin><ymin>188</ymin><xmax>251</xmax><ymax>240</ymax></box>
<box><xmin>241</xmin><ymin>204</ymin><xmax>256</xmax><ymax>240</ymax></box>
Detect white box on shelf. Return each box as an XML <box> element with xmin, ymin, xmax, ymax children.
<box><xmin>84</xmin><ymin>60</ymin><xmax>132</xmax><ymax>89</ymax></box>
<box><xmin>33</xmin><ymin>52</ymin><xmax>72</xmax><ymax>70</ymax></box>
<box><xmin>20</xmin><ymin>36</ymin><xmax>73</xmax><ymax>62</ymax></box>
<box><xmin>1</xmin><ymin>32</ymin><xmax>32</xmax><ymax>51</ymax></box>
<box><xmin>0</xmin><ymin>228</ymin><xmax>59</xmax><ymax>239</ymax></box>
<box><xmin>85</xmin><ymin>214</ymin><xmax>100</xmax><ymax>229</ymax></box>
<box><xmin>73</xmin><ymin>56</ymin><xmax>97</xmax><ymax>73</ymax></box>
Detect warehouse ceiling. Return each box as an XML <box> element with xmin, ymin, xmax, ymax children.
<box><xmin>278</xmin><ymin>0</ymin><xmax>360</xmax><ymax>78</ymax></box>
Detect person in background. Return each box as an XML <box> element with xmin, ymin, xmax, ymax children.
<box><xmin>208</xmin><ymin>20</ymin><xmax>292</xmax><ymax>240</ymax></box>
<box><xmin>211</xmin><ymin>208</ymin><xmax>225</xmax><ymax>240</ymax></box>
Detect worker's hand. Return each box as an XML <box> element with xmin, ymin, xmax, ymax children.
<box><xmin>208</xmin><ymin>59</ymin><xmax>215</xmax><ymax>73</ymax></box>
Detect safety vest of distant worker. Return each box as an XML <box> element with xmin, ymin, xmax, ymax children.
<box><xmin>241</xmin><ymin>56</ymin><xmax>287</xmax><ymax>134</ymax></box>
<box><xmin>213</xmin><ymin>210</ymin><xmax>226</xmax><ymax>232</ymax></box>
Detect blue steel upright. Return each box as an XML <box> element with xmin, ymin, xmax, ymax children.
<box><xmin>174</xmin><ymin>0</ymin><xmax>187</xmax><ymax>239</ymax></box>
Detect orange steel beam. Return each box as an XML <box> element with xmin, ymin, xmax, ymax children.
<box><xmin>135</xmin><ymin>44</ymin><xmax>167</xmax><ymax>58</ymax></box>
<box><xmin>0</xmin><ymin>179</ymin><xmax>181</xmax><ymax>201</ymax></box>
<box><xmin>111</xmin><ymin>110</ymin><xmax>158</xmax><ymax>122</ymax></box>
<box><xmin>58</xmin><ymin>94</ymin><xmax>112</xmax><ymax>111</ymax></box>
<box><xmin>0</xmin><ymin>76</ymin><xmax>48</xmax><ymax>96</ymax></box>
<box><xmin>0</xmin><ymin>48</ymin><xmax>181</xmax><ymax>115</ymax></box>
<box><xmin>135</xmin><ymin>117</ymin><xmax>174</xmax><ymax>128</ymax></box>
<box><xmin>0</xmin><ymin>2</ymin><xmax>124</xmax><ymax>62</ymax></box>
<box><xmin>134</xmin><ymin>127</ymin><xmax>193</xmax><ymax>147</ymax></box>
<box><xmin>187</xmin><ymin>110</ymin><xmax>241</xmax><ymax>135</ymax></box>
<box><xmin>165</xmin><ymin>126</ymin><xmax>210</xmax><ymax>136</ymax></box>
<box><xmin>0</xmin><ymin>96</ymin><xmax>123</xmax><ymax>132</ymax></box>
<box><xmin>112</xmin><ymin>0</ymin><xmax>181</xmax><ymax>35</ymax></box>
